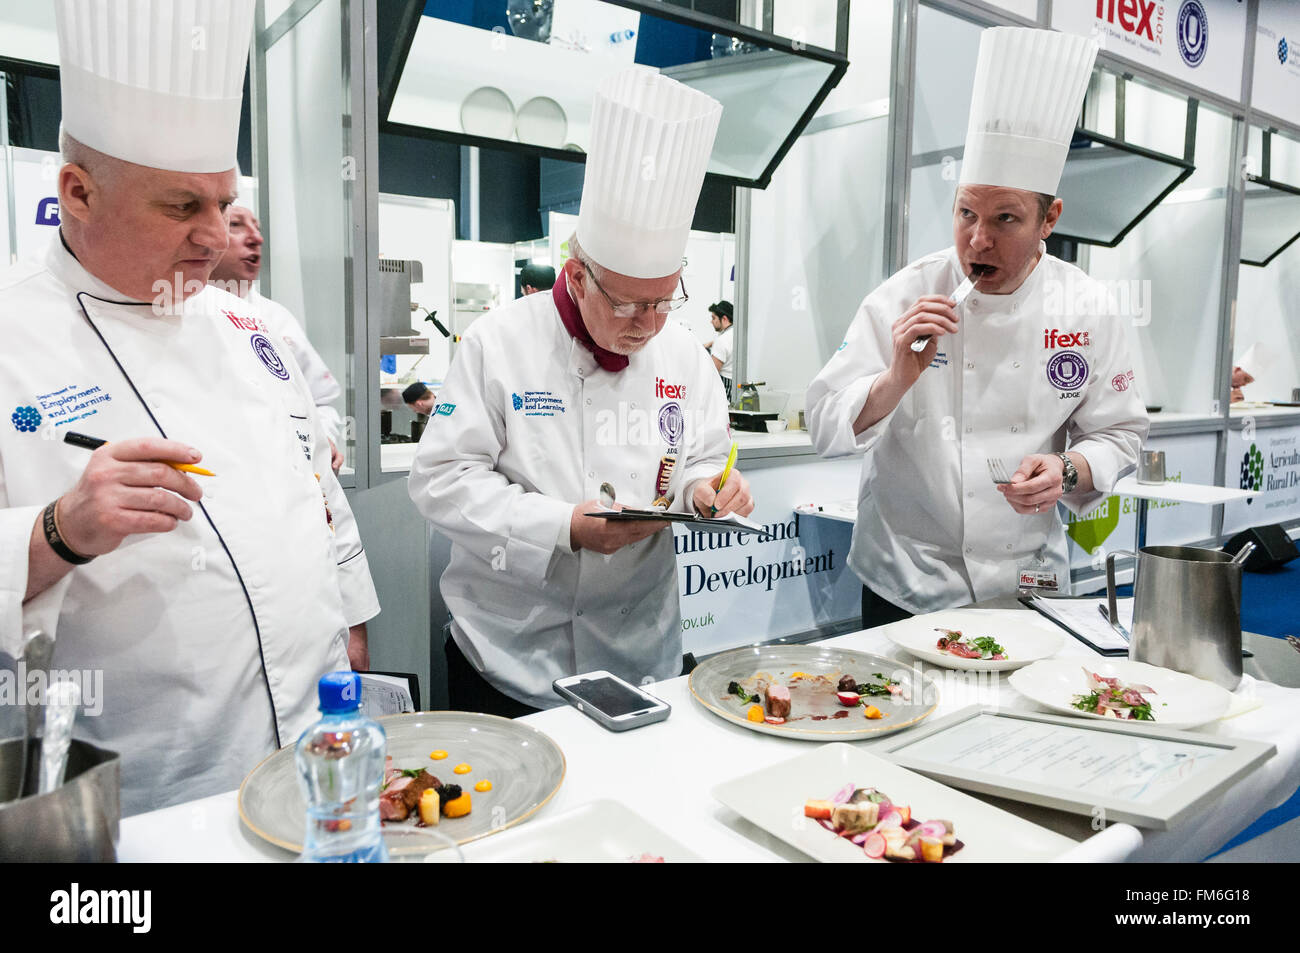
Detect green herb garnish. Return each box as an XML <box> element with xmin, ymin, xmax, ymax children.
<box><xmin>969</xmin><ymin>636</ymin><xmax>1005</xmax><ymax>657</ymax></box>
<box><xmin>400</xmin><ymin>768</ymin><xmax>425</xmax><ymax>778</ymax></box>
<box><xmin>728</xmin><ymin>680</ymin><xmax>760</xmax><ymax>704</ymax></box>
<box><xmin>857</xmin><ymin>673</ymin><xmax>900</xmax><ymax>698</ymax></box>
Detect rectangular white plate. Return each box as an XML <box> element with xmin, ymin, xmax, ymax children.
<box><xmin>712</xmin><ymin>742</ymin><xmax>1078</xmax><ymax>863</ymax></box>
<box><xmin>457</xmin><ymin>799</ymin><xmax>704</xmax><ymax>863</ymax></box>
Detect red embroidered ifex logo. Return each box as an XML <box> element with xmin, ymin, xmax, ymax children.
<box><xmin>1095</xmin><ymin>0</ymin><xmax>1159</xmax><ymax>43</ymax></box>
<box><xmin>1112</xmin><ymin>369</ymin><xmax>1135</xmax><ymax>392</ymax></box>
<box><xmin>1044</xmin><ymin>329</ymin><xmax>1091</xmax><ymax>349</ymax></box>
<box><xmin>223</xmin><ymin>309</ymin><xmax>267</xmax><ymax>333</ymax></box>
<box><xmin>655</xmin><ymin>377</ymin><xmax>686</xmax><ymax>400</ymax></box>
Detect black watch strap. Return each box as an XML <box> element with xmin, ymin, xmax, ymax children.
<box><xmin>42</xmin><ymin>501</ymin><xmax>94</xmax><ymax>566</ymax></box>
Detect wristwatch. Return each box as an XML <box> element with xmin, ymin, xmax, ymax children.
<box><xmin>1056</xmin><ymin>452</ymin><xmax>1079</xmax><ymax>494</ymax></box>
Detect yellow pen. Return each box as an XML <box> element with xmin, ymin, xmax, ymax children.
<box><xmin>710</xmin><ymin>440</ymin><xmax>740</xmax><ymax>515</ymax></box>
<box><xmin>63</xmin><ymin>431</ymin><xmax>216</xmax><ymax>476</ymax></box>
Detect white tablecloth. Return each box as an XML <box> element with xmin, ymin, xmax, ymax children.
<box><xmin>119</xmin><ymin>609</ymin><xmax>1300</xmax><ymax>862</ymax></box>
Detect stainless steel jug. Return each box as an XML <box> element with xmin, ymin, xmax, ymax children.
<box><xmin>1106</xmin><ymin>546</ymin><xmax>1242</xmax><ymax>690</ymax></box>
<box><xmin>0</xmin><ymin>738</ymin><xmax>120</xmax><ymax>862</ymax></box>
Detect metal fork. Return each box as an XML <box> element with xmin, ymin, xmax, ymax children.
<box><xmin>986</xmin><ymin>457</ymin><xmax>1012</xmax><ymax>485</ymax></box>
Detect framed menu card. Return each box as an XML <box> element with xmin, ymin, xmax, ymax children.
<box><xmin>877</xmin><ymin>707</ymin><xmax>1275</xmax><ymax>830</ymax></box>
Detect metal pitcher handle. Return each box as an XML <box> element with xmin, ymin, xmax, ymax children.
<box><xmin>1106</xmin><ymin>550</ymin><xmax>1136</xmax><ymax>631</ymax></box>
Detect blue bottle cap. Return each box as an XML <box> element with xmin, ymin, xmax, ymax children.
<box><xmin>318</xmin><ymin>671</ymin><xmax>362</xmax><ymax>714</ymax></box>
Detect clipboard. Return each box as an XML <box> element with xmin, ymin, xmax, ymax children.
<box><xmin>1017</xmin><ymin>595</ymin><xmax>1129</xmax><ymax>656</ymax></box>
<box><xmin>586</xmin><ymin>506</ymin><xmax>764</xmax><ymax>535</ymax></box>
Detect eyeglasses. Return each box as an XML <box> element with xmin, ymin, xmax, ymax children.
<box><xmin>579</xmin><ymin>261</ymin><xmax>689</xmax><ymax>318</ymax></box>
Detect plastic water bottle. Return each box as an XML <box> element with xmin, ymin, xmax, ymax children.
<box><xmin>609</xmin><ymin>28</ymin><xmax>636</xmax><ymax>44</ymax></box>
<box><xmin>295</xmin><ymin>671</ymin><xmax>389</xmax><ymax>863</ymax></box>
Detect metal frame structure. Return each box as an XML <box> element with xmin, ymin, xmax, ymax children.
<box><xmin>1238</xmin><ymin>173</ymin><xmax>1300</xmax><ymax>268</ymax></box>
<box><xmin>373</xmin><ymin>0</ymin><xmax>849</xmax><ymax>190</ymax></box>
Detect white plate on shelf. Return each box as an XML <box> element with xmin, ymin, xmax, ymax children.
<box><xmin>712</xmin><ymin>742</ymin><xmax>1077</xmax><ymax>863</ymax></box>
<box><xmin>458</xmin><ymin>799</ymin><xmax>702</xmax><ymax>863</ymax></box>
<box><xmin>460</xmin><ymin>86</ymin><xmax>516</xmax><ymax>138</ymax></box>
<box><xmin>885</xmin><ymin>609</ymin><xmax>1064</xmax><ymax>672</ymax></box>
<box><xmin>515</xmin><ymin>96</ymin><xmax>567</xmax><ymax>148</ymax></box>
<box><xmin>1007</xmin><ymin>658</ymin><xmax>1234</xmax><ymax>729</ymax></box>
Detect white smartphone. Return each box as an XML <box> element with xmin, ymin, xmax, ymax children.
<box><xmin>552</xmin><ymin>671</ymin><xmax>671</xmax><ymax>732</ymax></box>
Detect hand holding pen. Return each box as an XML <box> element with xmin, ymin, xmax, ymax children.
<box><xmin>50</xmin><ymin>433</ymin><xmax>210</xmax><ymax>559</ymax></box>
<box><xmin>694</xmin><ymin>441</ymin><xmax>755</xmax><ymax>518</ymax></box>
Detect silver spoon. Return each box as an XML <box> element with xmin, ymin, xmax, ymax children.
<box><xmin>38</xmin><ymin>678</ymin><xmax>81</xmax><ymax>795</ymax></box>
<box><xmin>599</xmin><ymin>482</ymin><xmax>616</xmax><ymax>509</ymax></box>
<box><xmin>19</xmin><ymin>630</ymin><xmax>54</xmax><ymax>798</ymax></box>
<box><xmin>1230</xmin><ymin>541</ymin><xmax>1256</xmax><ymax>568</ymax></box>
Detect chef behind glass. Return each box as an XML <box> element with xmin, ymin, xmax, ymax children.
<box><xmin>409</xmin><ymin>67</ymin><xmax>753</xmax><ymax>717</ymax></box>
<box><xmin>807</xmin><ymin>27</ymin><xmax>1148</xmax><ymax>625</ymax></box>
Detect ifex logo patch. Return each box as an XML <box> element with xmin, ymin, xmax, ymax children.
<box><xmin>655</xmin><ymin>377</ymin><xmax>686</xmax><ymax>400</ymax></box>
<box><xmin>1044</xmin><ymin>329</ymin><xmax>1091</xmax><ymax>349</ymax></box>
<box><xmin>1095</xmin><ymin>0</ymin><xmax>1161</xmax><ymax>43</ymax></box>
<box><xmin>223</xmin><ymin>309</ymin><xmax>267</xmax><ymax>333</ymax></box>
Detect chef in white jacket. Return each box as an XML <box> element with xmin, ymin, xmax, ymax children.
<box><xmin>807</xmin><ymin>28</ymin><xmax>1148</xmax><ymax>623</ymax></box>
<box><xmin>409</xmin><ymin>68</ymin><xmax>752</xmax><ymax>715</ymax></box>
<box><xmin>209</xmin><ymin>205</ymin><xmax>346</xmax><ymax>472</ymax></box>
<box><xmin>0</xmin><ymin>0</ymin><xmax>380</xmax><ymax>815</ymax></box>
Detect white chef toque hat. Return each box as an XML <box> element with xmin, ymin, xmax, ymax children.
<box><xmin>54</xmin><ymin>0</ymin><xmax>256</xmax><ymax>173</ymax></box>
<box><xmin>959</xmin><ymin>27</ymin><xmax>1099</xmax><ymax>196</ymax></box>
<box><xmin>576</xmin><ymin>67</ymin><xmax>722</xmax><ymax>280</ymax></box>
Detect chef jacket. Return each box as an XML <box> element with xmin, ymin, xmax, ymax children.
<box><xmin>806</xmin><ymin>245</ymin><xmax>1148</xmax><ymax>612</ymax></box>
<box><xmin>247</xmin><ymin>287</ymin><xmax>344</xmax><ymax>446</ymax></box>
<box><xmin>711</xmin><ymin>326</ymin><xmax>735</xmax><ymax>379</ymax></box>
<box><xmin>0</xmin><ymin>237</ymin><xmax>381</xmax><ymax>815</ymax></box>
<box><xmin>408</xmin><ymin>287</ymin><xmax>731</xmax><ymax>709</ymax></box>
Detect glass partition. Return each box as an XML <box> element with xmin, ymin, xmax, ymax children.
<box><xmin>1233</xmin><ymin>124</ymin><xmax>1300</xmax><ymax>410</ymax></box>
<box><xmin>256</xmin><ymin>0</ymin><xmax>361</xmax><ymax>477</ymax></box>
<box><xmin>382</xmin><ymin>0</ymin><xmax>845</xmax><ymax>187</ymax></box>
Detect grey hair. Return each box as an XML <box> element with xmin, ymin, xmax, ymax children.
<box><xmin>58</xmin><ymin>128</ymin><xmax>122</xmax><ymax>189</ymax></box>
<box><xmin>566</xmin><ymin>231</ymin><xmax>606</xmax><ymax>283</ymax></box>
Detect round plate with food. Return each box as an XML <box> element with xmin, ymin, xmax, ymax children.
<box><xmin>1007</xmin><ymin>658</ymin><xmax>1234</xmax><ymax>729</ymax></box>
<box><xmin>688</xmin><ymin>645</ymin><xmax>939</xmax><ymax>740</ymax></box>
<box><xmin>239</xmin><ymin>711</ymin><xmax>566</xmax><ymax>853</ymax></box>
<box><xmin>884</xmin><ymin>610</ymin><xmax>1064</xmax><ymax>672</ymax></box>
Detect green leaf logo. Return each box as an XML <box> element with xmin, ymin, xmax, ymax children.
<box><xmin>1240</xmin><ymin>443</ymin><xmax>1264</xmax><ymax>503</ymax></box>
<box><xmin>1066</xmin><ymin>496</ymin><xmax>1121</xmax><ymax>554</ymax></box>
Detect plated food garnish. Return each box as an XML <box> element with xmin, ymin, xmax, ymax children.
<box><xmin>1070</xmin><ymin>668</ymin><xmax>1157</xmax><ymax>721</ymax></box>
<box><xmin>380</xmin><ymin>755</ymin><xmax>482</xmax><ymax>824</ymax></box>
<box><xmin>727</xmin><ymin>671</ymin><xmax>904</xmax><ymax>724</ymax></box>
<box><xmin>804</xmin><ymin>784</ymin><xmax>961</xmax><ymax>863</ymax></box>
<box><xmin>934</xmin><ymin>627</ymin><xmax>1006</xmax><ymax>660</ymax></box>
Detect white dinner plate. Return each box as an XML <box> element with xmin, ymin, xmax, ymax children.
<box><xmin>712</xmin><ymin>743</ymin><xmax>1077</xmax><ymax>863</ymax></box>
<box><xmin>515</xmin><ymin>96</ymin><xmax>567</xmax><ymax>148</ymax></box>
<box><xmin>1007</xmin><ymin>658</ymin><xmax>1234</xmax><ymax>729</ymax></box>
<box><xmin>458</xmin><ymin>799</ymin><xmax>703</xmax><ymax>863</ymax></box>
<box><xmin>460</xmin><ymin>86</ymin><xmax>516</xmax><ymax>138</ymax></box>
<box><xmin>885</xmin><ymin>609</ymin><xmax>1064</xmax><ymax>672</ymax></box>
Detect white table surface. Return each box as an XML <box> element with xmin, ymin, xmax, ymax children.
<box><xmin>119</xmin><ymin>607</ymin><xmax>1300</xmax><ymax>863</ymax></box>
<box><xmin>1113</xmin><ymin>475</ymin><xmax>1256</xmax><ymax>504</ymax></box>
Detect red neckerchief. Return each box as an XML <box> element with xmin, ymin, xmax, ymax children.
<box><xmin>552</xmin><ymin>269</ymin><xmax>629</xmax><ymax>373</ymax></box>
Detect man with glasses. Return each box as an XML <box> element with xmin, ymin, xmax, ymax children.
<box><xmin>409</xmin><ymin>68</ymin><xmax>752</xmax><ymax>716</ymax></box>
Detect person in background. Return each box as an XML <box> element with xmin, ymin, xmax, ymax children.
<box><xmin>0</xmin><ymin>0</ymin><xmax>380</xmax><ymax>815</ymax></box>
<box><xmin>408</xmin><ymin>68</ymin><xmax>751</xmax><ymax>717</ymax></box>
<box><xmin>1230</xmin><ymin>366</ymin><xmax>1254</xmax><ymax>404</ymax></box>
<box><xmin>707</xmin><ymin>300</ymin><xmax>735</xmax><ymax>402</ymax></box>
<box><xmin>403</xmin><ymin>381</ymin><xmax>436</xmax><ymax>416</ymax></box>
<box><xmin>807</xmin><ymin>27</ymin><xmax>1147</xmax><ymax>628</ymax></box>
<box><xmin>209</xmin><ymin>205</ymin><xmax>346</xmax><ymax>472</ymax></box>
<box><xmin>519</xmin><ymin>263</ymin><xmax>556</xmax><ymax>296</ymax></box>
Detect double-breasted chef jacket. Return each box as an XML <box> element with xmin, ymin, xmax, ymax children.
<box><xmin>807</xmin><ymin>244</ymin><xmax>1149</xmax><ymax>613</ymax></box>
<box><xmin>408</xmin><ymin>278</ymin><xmax>731</xmax><ymax>710</ymax></box>
<box><xmin>0</xmin><ymin>237</ymin><xmax>380</xmax><ymax>815</ymax></box>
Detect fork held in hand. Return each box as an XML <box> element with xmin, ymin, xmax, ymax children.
<box><xmin>987</xmin><ymin>457</ymin><xmax>1012</xmax><ymax>485</ymax></box>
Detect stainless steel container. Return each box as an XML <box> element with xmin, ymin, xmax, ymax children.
<box><xmin>0</xmin><ymin>738</ymin><xmax>120</xmax><ymax>862</ymax></box>
<box><xmin>1137</xmin><ymin>449</ymin><xmax>1166</xmax><ymax>484</ymax></box>
<box><xmin>1106</xmin><ymin>546</ymin><xmax>1243</xmax><ymax>690</ymax></box>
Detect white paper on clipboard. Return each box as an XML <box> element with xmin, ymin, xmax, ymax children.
<box><xmin>359</xmin><ymin>673</ymin><xmax>416</xmax><ymax>717</ymax></box>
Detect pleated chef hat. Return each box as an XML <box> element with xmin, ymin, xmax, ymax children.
<box><xmin>959</xmin><ymin>27</ymin><xmax>1098</xmax><ymax>196</ymax></box>
<box><xmin>54</xmin><ymin>0</ymin><xmax>256</xmax><ymax>173</ymax></box>
<box><xmin>577</xmin><ymin>67</ymin><xmax>722</xmax><ymax>279</ymax></box>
